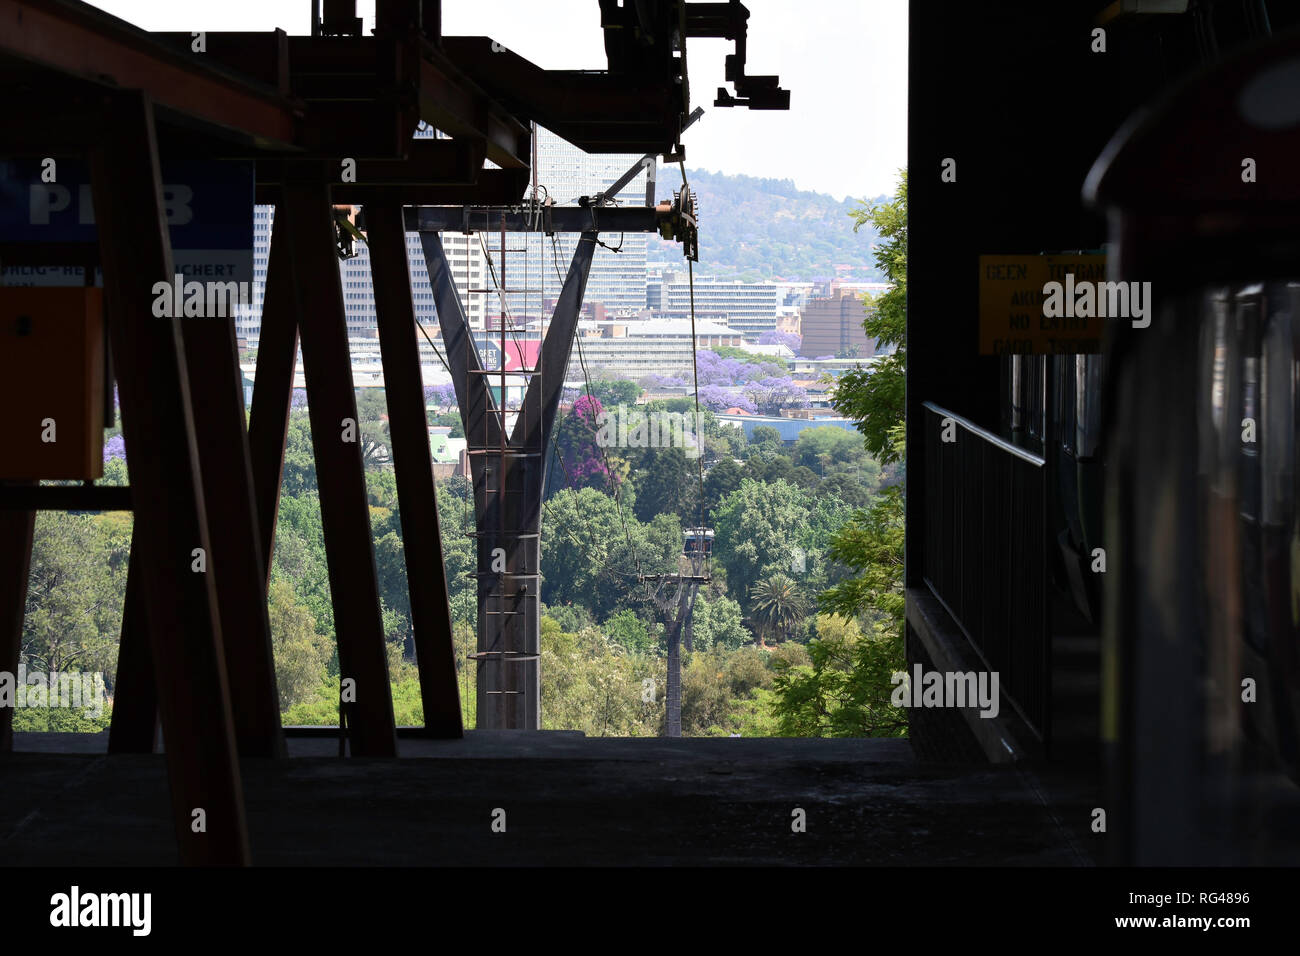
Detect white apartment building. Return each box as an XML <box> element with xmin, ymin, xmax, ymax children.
<box><xmin>657</xmin><ymin>271</ymin><xmax>783</xmax><ymax>341</ymax></box>
<box><xmin>565</xmin><ymin>317</ymin><xmax>743</xmax><ymax>380</ymax></box>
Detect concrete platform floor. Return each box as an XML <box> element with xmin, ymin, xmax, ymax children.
<box><xmin>1</xmin><ymin>731</ymin><xmax>1091</xmax><ymax>865</ymax></box>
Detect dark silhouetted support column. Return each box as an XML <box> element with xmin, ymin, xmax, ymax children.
<box><xmin>108</xmin><ymin>538</ymin><xmax>158</xmax><ymax>753</ymax></box>
<box><xmin>101</xmin><ymin>278</ymin><xmax>159</xmax><ymax>756</ymax></box>
<box><xmin>89</xmin><ymin>90</ymin><xmax>249</xmax><ymax>865</ymax></box>
<box><xmin>248</xmin><ymin>208</ymin><xmax>300</xmax><ymax>585</ymax></box>
<box><xmin>280</xmin><ymin>178</ymin><xmax>397</xmax><ymax>756</ymax></box>
<box><xmin>0</xmin><ymin>485</ymin><xmax>35</xmax><ymax>753</ymax></box>
<box><xmin>181</xmin><ymin>271</ymin><xmax>286</xmax><ymax>759</ymax></box>
<box><xmin>107</xmin><ymin>227</ymin><xmax>285</xmax><ymax>760</ymax></box>
<box><xmin>367</xmin><ymin>204</ymin><xmax>463</xmax><ymax>738</ymax></box>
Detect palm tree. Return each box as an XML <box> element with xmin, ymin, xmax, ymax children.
<box><xmin>749</xmin><ymin>574</ymin><xmax>808</xmax><ymax>647</ymax></box>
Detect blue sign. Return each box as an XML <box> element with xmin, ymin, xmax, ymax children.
<box><xmin>0</xmin><ymin>159</ymin><xmax>253</xmax><ymax>286</ymax></box>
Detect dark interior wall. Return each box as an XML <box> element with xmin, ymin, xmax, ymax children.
<box><xmin>903</xmin><ymin>0</ymin><xmax>1231</xmax><ymax>583</ymax></box>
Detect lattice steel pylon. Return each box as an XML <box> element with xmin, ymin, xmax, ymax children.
<box><xmin>422</xmin><ymin>221</ymin><xmax>596</xmax><ymax>729</ymax></box>
<box><xmin>643</xmin><ymin>534</ymin><xmax>710</xmax><ymax>737</ymax></box>
<box><xmin>465</xmin><ymin>214</ymin><xmax>544</xmax><ymax>729</ymax></box>
<box><xmin>410</xmin><ymin>186</ymin><xmax>700</xmax><ymax>729</ymax></box>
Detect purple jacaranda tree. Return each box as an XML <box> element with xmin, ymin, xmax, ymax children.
<box><xmin>424</xmin><ymin>382</ymin><xmax>457</xmax><ymax>409</ymax></box>
<box><xmin>553</xmin><ymin>394</ymin><xmax>617</xmax><ymax>492</ymax></box>
<box><xmin>758</xmin><ymin>330</ymin><xmax>801</xmax><ymax>351</ymax></box>
<box><xmin>744</xmin><ymin>376</ymin><xmax>809</xmax><ymax>415</ymax></box>
<box><xmin>103</xmin><ymin>434</ymin><xmax>127</xmax><ymax>464</ymax></box>
<box><xmin>290</xmin><ymin>388</ymin><xmax>308</xmax><ymax>410</ymax></box>
<box><xmin>646</xmin><ymin>373</ymin><xmax>690</xmax><ymax>389</ymax></box>
<box><xmin>696</xmin><ymin>349</ymin><xmax>789</xmax><ymax>387</ymax></box>
<box><xmin>698</xmin><ymin>384</ymin><xmax>756</xmax><ymax>414</ymax></box>
<box><xmin>696</xmin><ymin>350</ymin><xmax>748</xmax><ymax>386</ymax></box>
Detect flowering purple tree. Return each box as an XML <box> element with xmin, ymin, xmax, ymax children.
<box><xmin>744</xmin><ymin>376</ymin><xmax>809</xmax><ymax>415</ymax></box>
<box><xmin>423</xmin><ymin>382</ymin><xmax>457</xmax><ymax>410</ymax></box>
<box><xmin>553</xmin><ymin>394</ymin><xmax>616</xmax><ymax>491</ymax></box>
<box><xmin>758</xmin><ymin>330</ymin><xmax>801</xmax><ymax>351</ymax></box>
<box><xmin>102</xmin><ymin>434</ymin><xmax>127</xmax><ymax>464</ymax></box>
<box><xmin>572</xmin><ymin>393</ymin><xmax>602</xmax><ymax>424</ymax></box>
<box><xmin>698</xmin><ymin>384</ymin><xmax>756</xmax><ymax>413</ymax></box>
<box><xmin>646</xmin><ymin>373</ymin><xmax>689</xmax><ymax>389</ymax></box>
<box><xmin>290</xmin><ymin>388</ymin><xmax>309</xmax><ymax>410</ymax></box>
<box><xmin>696</xmin><ymin>350</ymin><xmax>748</xmax><ymax>386</ymax></box>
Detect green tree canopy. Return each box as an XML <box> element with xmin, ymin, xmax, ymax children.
<box><xmin>833</xmin><ymin>170</ymin><xmax>906</xmax><ymax>466</ymax></box>
<box><xmin>268</xmin><ymin>577</ymin><xmax>333</xmax><ymax>712</ymax></box>
<box><xmin>770</xmin><ymin>613</ymin><xmax>906</xmax><ymax>738</ymax></box>
<box><xmin>713</xmin><ymin>478</ymin><xmax>825</xmax><ymax>615</ymax></box>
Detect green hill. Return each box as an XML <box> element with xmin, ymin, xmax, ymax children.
<box><xmin>648</xmin><ymin>169</ymin><xmax>886</xmax><ymax>282</ymax></box>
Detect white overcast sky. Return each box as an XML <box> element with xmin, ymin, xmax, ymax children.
<box><xmin>87</xmin><ymin>0</ymin><xmax>906</xmax><ymax>200</ymax></box>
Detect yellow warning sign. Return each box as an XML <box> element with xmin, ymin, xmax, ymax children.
<box><xmin>979</xmin><ymin>254</ymin><xmax>1106</xmax><ymax>355</ymax></box>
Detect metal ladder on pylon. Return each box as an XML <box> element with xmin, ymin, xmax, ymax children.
<box><xmin>464</xmin><ymin>212</ymin><xmax>544</xmax><ymax>713</ymax></box>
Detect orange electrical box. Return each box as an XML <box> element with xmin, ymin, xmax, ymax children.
<box><xmin>1</xmin><ymin>287</ymin><xmax>105</xmax><ymax>480</ymax></box>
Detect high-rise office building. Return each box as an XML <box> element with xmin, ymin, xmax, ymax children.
<box><xmin>525</xmin><ymin>127</ymin><xmax>648</xmax><ymax>319</ymax></box>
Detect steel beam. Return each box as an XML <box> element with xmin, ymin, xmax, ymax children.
<box><xmin>107</xmin><ymin>546</ymin><xmax>158</xmax><ymax>754</ymax></box>
<box><xmin>102</xmin><ymin>203</ymin><xmax>284</xmax><ymax>758</ymax></box>
<box><xmin>89</xmin><ymin>90</ymin><xmax>248</xmax><ymax>865</ymax></box>
<box><xmin>417</xmin><ymin>47</ymin><xmax>531</xmax><ymax>169</ymax></box>
<box><xmin>420</xmin><ymin>230</ymin><xmax>596</xmax><ymax>728</ymax></box>
<box><xmin>247</xmin><ymin>209</ymin><xmax>301</xmax><ymax>588</ymax></box>
<box><xmin>513</xmin><ymin>233</ymin><xmax>597</xmax><ymax>451</ymax></box>
<box><xmin>420</xmin><ymin>232</ymin><xmax>500</xmax><ymax>449</ymax></box>
<box><xmin>440</xmin><ymin>37</ymin><xmax>682</xmax><ymax>155</ymax></box>
<box><xmin>256</xmin><ymin>140</ymin><xmax>487</xmax><ymax>190</ymax></box>
<box><xmin>593</xmin><ymin>107</ymin><xmax>702</xmax><ymax>207</ymax></box>
<box><xmin>257</xmin><ymin>170</ymin><xmax>529</xmax><ymax>207</ymax></box>
<box><xmin>0</xmin><ymin>485</ymin><xmax>131</xmax><ymax>511</ymax></box>
<box><xmin>101</xmin><ymin>238</ymin><xmax>155</xmax><ymax>757</ymax></box>
<box><xmin>664</xmin><ymin>579</ymin><xmax>699</xmax><ymax>738</ymax></box>
<box><xmin>279</xmin><ymin>177</ymin><xmax>398</xmax><ymax>757</ymax></box>
<box><xmin>367</xmin><ymin>204</ymin><xmax>463</xmax><ymax>738</ymax></box>
<box><xmin>0</xmin><ymin>0</ymin><xmax>299</xmax><ymax>146</ymax></box>
<box><xmin>475</xmin><ymin>457</ymin><xmax>541</xmax><ymax>730</ymax></box>
<box><xmin>331</xmin><ymin>173</ymin><xmax>528</xmax><ymax>206</ymax></box>
<box><xmin>0</xmin><ymin>483</ymin><xmax>35</xmax><ymax>753</ymax></box>
<box><xmin>180</xmin><ymin>273</ymin><xmax>286</xmax><ymax>759</ymax></box>
<box><xmin>404</xmin><ymin>205</ymin><xmax>659</xmax><ymax>235</ymax></box>
<box><xmin>92</xmin><ymin>174</ymin><xmax>283</xmax><ymax>764</ymax></box>
<box><xmin>419</xmin><ymin>230</ymin><xmax>509</xmax><ymax>727</ymax></box>
<box><xmin>152</xmin><ymin>29</ymin><xmax>290</xmax><ymax>95</ymax></box>
<box><xmin>347</xmin><ymin>138</ymin><xmax>487</xmax><ymax>184</ymax></box>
